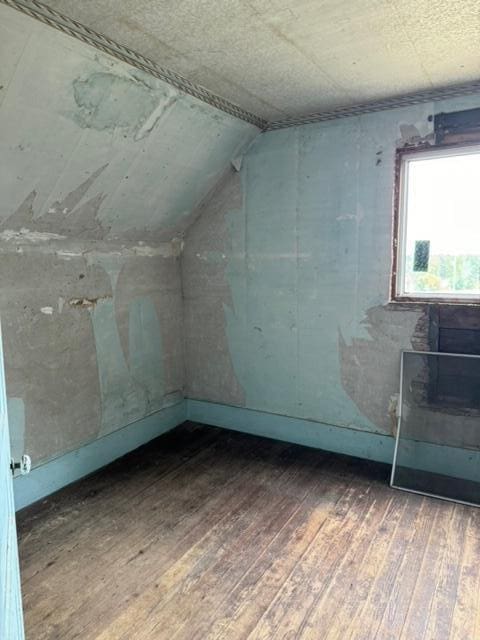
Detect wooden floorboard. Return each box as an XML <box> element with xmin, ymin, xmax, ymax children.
<box><xmin>17</xmin><ymin>422</ymin><xmax>480</xmax><ymax>640</ymax></box>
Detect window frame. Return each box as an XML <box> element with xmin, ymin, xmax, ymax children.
<box><xmin>391</xmin><ymin>141</ymin><xmax>480</xmax><ymax>304</ymax></box>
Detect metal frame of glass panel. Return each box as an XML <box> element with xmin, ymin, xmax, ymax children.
<box><xmin>390</xmin><ymin>349</ymin><xmax>480</xmax><ymax>508</ymax></box>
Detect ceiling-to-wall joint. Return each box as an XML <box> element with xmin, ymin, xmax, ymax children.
<box><xmin>0</xmin><ymin>0</ymin><xmax>268</xmax><ymax>130</ymax></box>
<box><xmin>267</xmin><ymin>82</ymin><xmax>480</xmax><ymax>130</ymax></box>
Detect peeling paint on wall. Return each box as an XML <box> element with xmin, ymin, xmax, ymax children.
<box><xmin>183</xmin><ymin>93</ymin><xmax>480</xmax><ymax>443</ymax></box>
<box><xmin>0</xmin><ymin>229</ymin><xmax>67</xmax><ymax>242</ymax></box>
<box><xmin>87</xmin><ymin>252</ymin><xmax>181</xmax><ymax>439</ymax></box>
<box><xmin>183</xmin><ymin>170</ymin><xmax>246</xmax><ymax>406</ymax></box>
<box><xmin>0</xmin><ymin>3</ymin><xmax>259</xmax><ymax>243</ymax></box>
<box><xmin>69</xmin><ymin>296</ymin><xmax>111</xmax><ymax>309</ymax></box>
<box><xmin>128</xmin><ymin>297</ymin><xmax>165</xmax><ymax>408</ymax></box>
<box><xmin>86</xmin><ymin>253</ymin><xmax>140</xmax><ymax>436</ymax></box>
<box><xmin>72</xmin><ymin>71</ymin><xmax>176</xmax><ymax>139</ymax></box>
<box><xmin>0</xmin><ymin>252</ymin><xmax>107</xmax><ymax>462</ymax></box>
<box><xmin>1</xmin><ymin>165</ymin><xmax>110</xmax><ymax>240</ymax></box>
<box><xmin>90</xmin><ymin>294</ymin><xmax>146</xmax><ymax>436</ymax></box>
<box><xmin>339</xmin><ymin>305</ymin><xmax>427</xmax><ymax>433</ymax></box>
<box><xmin>115</xmin><ymin>255</ymin><xmax>184</xmax><ymax>403</ymax></box>
<box><xmin>6</xmin><ymin>398</ymin><xmax>24</xmax><ymax>462</ymax></box>
<box><xmin>0</xmin><ymin>3</ymin><xmax>257</xmax><ymax>465</ymax></box>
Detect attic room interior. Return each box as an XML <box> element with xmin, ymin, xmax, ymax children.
<box><xmin>1</xmin><ymin>0</ymin><xmax>480</xmax><ymax>638</ymax></box>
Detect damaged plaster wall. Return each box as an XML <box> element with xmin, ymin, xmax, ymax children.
<box><xmin>183</xmin><ymin>91</ymin><xmax>480</xmax><ymax>447</ymax></box>
<box><xmin>0</xmin><ymin>4</ymin><xmax>258</xmax><ymax>465</ymax></box>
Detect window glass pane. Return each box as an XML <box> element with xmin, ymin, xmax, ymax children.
<box><xmin>391</xmin><ymin>351</ymin><xmax>480</xmax><ymax>506</ymax></box>
<box><xmin>402</xmin><ymin>149</ymin><xmax>480</xmax><ymax>297</ymax></box>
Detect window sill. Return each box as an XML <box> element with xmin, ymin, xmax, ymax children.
<box><xmin>389</xmin><ymin>297</ymin><xmax>480</xmax><ymax>307</ymax></box>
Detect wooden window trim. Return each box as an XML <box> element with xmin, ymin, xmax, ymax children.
<box><xmin>390</xmin><ymin>140</ymin><xmax>480</xmax><ymax>305</ymax></box>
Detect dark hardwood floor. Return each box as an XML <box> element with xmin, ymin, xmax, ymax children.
<box><xmin>17</xmin><ymin>423</ymin><xmax>480</xmax><ymax>640</ymax></box>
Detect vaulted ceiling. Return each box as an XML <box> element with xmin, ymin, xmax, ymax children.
<box><xmin>0</xmin><ymin>3</ymin><xmax>257</xmax><ymax>242</ymax></box>
<box><xmin>45</xmin><ymin>0</ymin><xmax>480</xmax><ymax>121</ymax></box>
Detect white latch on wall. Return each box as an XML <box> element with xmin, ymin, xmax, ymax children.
<box><xmin>10</xmin><ymin>454</ymin><xmax>31</xmax><ymax>475</ymax></box>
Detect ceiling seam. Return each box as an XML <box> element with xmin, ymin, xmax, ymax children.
<box><xmin>3</xmin><ymin>0</ymin><xmax>480</xmax><ymax>133</ymax></box>
<box><xmin>267</xmin><ymin>81</ymin><xmax>480</xmax><ymax>130</ymax></box>
<box><xmin>0</xmin><ymin>0</ymin><xmax>268</xmax><ymax>130</ymax></box>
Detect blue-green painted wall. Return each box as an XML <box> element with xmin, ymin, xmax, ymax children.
<box><xmin>0</xmin><ymin>3</ymin><xmax>258</xmax><ymax>469</ymax></box>
<box><xmin>183</xmin><ymin>92</ymin><xmax>480</xmax><ymax>458</ymax></box>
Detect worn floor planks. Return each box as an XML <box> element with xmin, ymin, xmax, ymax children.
<box><xmin>17</xmin><ymin>423</ymin><xmax>480</xmax><ymax>640</ymax></box>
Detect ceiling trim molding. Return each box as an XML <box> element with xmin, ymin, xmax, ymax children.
<box><xmin>0</xmin><ymin>0</ymin><xmax>268</xmax><ymax>129</ymax></box>
<box><xmin>267</xmin><ymin>81</ymin><xmax>480</xmax><ymax>130</ymax></box>
<box><xmin>3</xmin><ymin>0</ymin><xmax>480</xmax><ymax>134</ymax></box>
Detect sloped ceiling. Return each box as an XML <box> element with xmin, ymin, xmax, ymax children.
<box><xmin>43</xmin><ymin>0</ymin><xmax>480</xmax><ymax>121</ymax></box>
<box><xmin>0</xmin><ymin>4</ymin><xmax>258</xmax><ymax>244</ymax></box>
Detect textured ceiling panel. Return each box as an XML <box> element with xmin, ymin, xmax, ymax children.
<box><xmin>43</xmin><ymin>0</ymin><xmax>480</xmax><ymax>121</ymax></box>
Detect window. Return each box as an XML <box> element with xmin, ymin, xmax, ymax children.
<box><xmin>394</xmin><ymin>144</ymin><xmax>480</xmax><ymax>301</ymax></box>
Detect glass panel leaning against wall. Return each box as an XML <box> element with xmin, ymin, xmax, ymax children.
<box><xmin>391</xmin><ymin>350</ymin><xmax>480</xmax><ymax>506</ymax></box>
<box><xmin>395</xmin><ymin>145</ymin><xmax>480</xmax><ymax>301</ymax></box>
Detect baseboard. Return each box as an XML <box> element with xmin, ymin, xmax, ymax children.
<box><xmin>14</xmin><ymin>401</ymin><xmax>186</xmax><ymax>511</ymax></box>
<box><xmin>187</xmin><ymin>399</ymin><xmax>394</xmax><ymax>463</ymax></box>
<box><xmin>17</xmin><ymin>399</ymin><xmax>479</xmax><ymax>511</ymax></box>
<box><xmin>187</xmin><ymin>399</ymin><xmax>480</xmax><ymax>483</ymax></box>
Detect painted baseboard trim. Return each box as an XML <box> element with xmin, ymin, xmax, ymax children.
<box><xmin>187</xmin><ymin>399</ymin><xmax>395</xmax><ymax>463</ymax></box>
<box><xmin>187</xmin><ymin>400</ymin><xmax>480</xmax><ymax>483</ymax></box>
<box><xmin>14</xmin><ymin>401</ymin><xmax>186</xmax><ymax>511</ymax></box>
<box><xmin>15</xmin><ymin>399</ymin><xmax>479</xmax><ymax>511</ymax></box>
